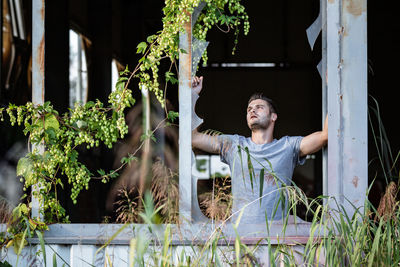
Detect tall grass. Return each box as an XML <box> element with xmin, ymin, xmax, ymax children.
<box><xmin>116</xmin><ymin>179</ymin><xmax>397</xmax><ymax>266</ymax></box>
<box><xmin>119</xmin><ymin>96</ymin><xmax>400</xmax><ymax>266</ymax></box>
<box><xmin>4</xmin><ymin>97</ymin><xmax>399</xmax><ymax>266</ymax></box>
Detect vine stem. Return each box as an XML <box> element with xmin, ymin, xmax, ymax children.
<box><xmin>91</xmin><ymin>117</ymin><xmax>169</xmax><ymax>180</ymax></box>
<box><xmin>116</xmin><ymin>38</ymin><xmax>159</xmax><ymax>112</ymax></box>
<box><xmin>163</xmin><ymin>61</ymin><xmax>175</xmax><ymax>115</ymax></box>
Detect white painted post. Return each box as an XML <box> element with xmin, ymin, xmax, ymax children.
<box><xmin>32</xmin><ymin>0</ymin><xmax>45</xmax><ymax>219</ymax></box>
<box><xmin>326</xmin><ymin>0</ymin><xmax>368</xmax><ymax>216</ymax></box>
<box><xmin>179</xmin><ymin>17</ymin><xmax>193</xmax><ymax>222</ymax></box>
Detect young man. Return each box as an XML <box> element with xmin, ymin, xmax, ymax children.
<box><xmin>192</xmin><ymin>76</ymin><xmax>328</xmax><ymax>223</ymax></box>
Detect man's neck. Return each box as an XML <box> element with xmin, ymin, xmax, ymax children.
<box><xmin>251</xmin><ymin>128</ymin><xmax>274</xmax><ymax>144</ymax></box>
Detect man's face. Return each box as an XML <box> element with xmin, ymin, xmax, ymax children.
<box><xmin>246</xmin><ymin>99</ymin><xmax>273</xmax><ymax>130</ymax></box>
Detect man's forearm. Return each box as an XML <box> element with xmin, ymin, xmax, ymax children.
<box><xmin>192</xmin><ymin>129</ymin><xmax>220</xmax><ymax>154</ymax></box>
<box><xmin>190</xmin><ymin>76</ymin><xmax>221</xmax><ymax>154</ymax></box>
<box><xmin>299</xmin><ymin>115</ymin><xmax>328</xmax><ymax>157</ymax></box>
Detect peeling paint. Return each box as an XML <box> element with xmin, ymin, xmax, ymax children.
<box><xmin>338</xmin><ymin>26</ymin><xmax>345</xmax><ymax>35</ymax></box>
<box><xmin>41</xmin><ymin>0</ymin><xmax>45</xmax><ymax>20</ymax></box>
<box><xmin>38</xmin><ymin>37</ymin><xmax>45</xmax><ymax>74</ymax></box>
<box><xmin>181</xmin><ymin>21</ymin><xmax>192</xmax><ymax>88</ymax></box>
<box><xmin>345</xmin><ymin>0</ymin><xmax>366</xmax><ymax>17</ymax></box>
<box><xmin>352</xmin><ymin>176</ymin><xmax>359</xmax><ymax>187</ymax></box>
<box><xmin>37</xmin><ymin>36</ymin><xmax>45</xmax><ymax>102</ymax></box>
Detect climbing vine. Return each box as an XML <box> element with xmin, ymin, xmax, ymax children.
<box><xmin>0</xmin><ymin>0</ymin><xmax>249</xmax><ymax>252</ymax></box>
<box><xmin>136</xmin><ymin>0</ymin><xmax>249</xmax><ymax>106</ymax></box>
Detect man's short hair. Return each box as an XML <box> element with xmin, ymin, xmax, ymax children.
<box><xmin>248</xmin><ymin>93</ymin><xmax>278</xmax><ymax>114</ymax></box>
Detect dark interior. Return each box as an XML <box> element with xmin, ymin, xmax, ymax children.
<box><xmin>0</xmin><ymin>0</ymin><xmax>397</xmax><ymax>222</ymax></box>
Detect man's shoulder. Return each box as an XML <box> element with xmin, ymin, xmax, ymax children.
<box><xmin>277</xmin><ymin>135</ymin><xmax>303</xmax><ymax>141</ymax></box>
<box><xmin>218</xmin><ymin>134</ymin><xmax>248</xmax><ymax>147</ymax></box>
<box><xmin>219</xmin><ymin>133</ymin><xmax>246</xmax><ymax>140</ymax></box>
<box><xmin>276</xmin><ymin>135</ymin><xmax>304</xmax><ymax>149</ymax></box>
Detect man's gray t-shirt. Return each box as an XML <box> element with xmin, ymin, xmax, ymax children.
<box><xmin>219</xmin><ymin>135</ymin><xmax>305</xmax><ymax>224</ymax></box>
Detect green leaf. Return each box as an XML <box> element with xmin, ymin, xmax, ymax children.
<box><xmin>235</xmin><ymin>233</ymin><xmax>240</xmax><ymax>266</ymax></box>
<box><xmin>138</xmin><ymin>56</ymin><xmax>146</xmax><ymax>63</ymax></box>
<box><xmin>165</xmin><ymin>72</ymin><xmax>178</xmax><ymax>85</ymax></box>
<box><xmin>0</xmin><ymin>260</ymin><xmax>13</xmax><ymax>267</ymax></box>
<box><xmin>44</xmin><ymin>101</ymin><xmax>51</xmax><ymax>111</ymax></box>
<box><xmin>116</xmin><ymin>81</ymin><xmax>126</xmax><ymax>91</ymax></box>
<box><xmin>244</xmin><ymin>147</ymin><xmax>254</xmax><ymax>191</ymax></box>
<box><xmin>146</xmin><ymin>34</ymin><xmax>157</xmax><ymax>43</ymax></box>
<box><xmin>129</xmin><ymin>97</ymin><xmax>136</xmax><ymax>107</ymax></box>
<box><xmin>259</xmin><ymin>168</ymin><xmax>264</xmax><ymax>205</ymax></box>
<box><xmin>179</xmin><ymin>48</ymin><xmax>187</xmax><ymax>54</ymax></box>
<box><xmin>117</xmin><ymin>77</ymin><xmax>129</xmax><ymax>82</ymax></box>
<box><xmin>16</xmin><ymin>157</ymin><xmax>34</xmax><ymax>184</ymax></box>
<box><xmin>115</xmin><ymin>77</ymin><xmax>129</xmax><ymax>91</ymax></box>
<box><xmin>140</xmin><ymin>130</ymin><xmax>157</xmax><ymax>142</ymax></box>
<box><xmin>84</xmin><ymin>101</ymin><xmax>95</xmax><ymax>108</ymax></box>
<box><xmin>119</xmin><ymin>65</ymin><xmax>130</xmax><ymax>76</ymax></box>
<box><xmin>14</xmin><ymin>228</ymin><xmax>28</xmax><ymax>255</ymax></box>
<box><xmin>36</xmin><ymin>230</ymin><xmax>47</xmax><ymax>266</ymax></box>
<box><xmin>218</xmin><ymin>14</ymin><xmax>227</xmax><ymax>24</ymax></box>
<box><xmin>53</xmin><ymin>252</ymin><xmax>57</xmax><ymax>267</ymax></box>
<box><xmin>237</xmin><ymin>146</ymin><xmax>246</xmax><ymax>184</ymax></box>
<box><xmin>167</xmin><ymin>111</ymin><xmax>179</xmax><ymax>122</ymax></box>
<box><xmin>20</xmin><ymin>204</ymin><xmax>29</xmax><ymax>216</ymax></box>
<box><xmin>121</xmin><ymin>154</ymin><xmax>138</xmax><ymax>165</ymax></box>
<box><xmin>45</xmin><ymin>128</ymin><xmax>57</xmax><ymax>144</ymax></box>
<box><xmin>94</xmin><ymin>224</ymin><xmax>129</xmax><ymax>265</ymax></box>
<box><xmin>108</xmin><ymin>172</ymin><xmax>119</xmax><ymax>179</ymax></box>
<box><xmin>136</xmin><ymin>42</ymin><xmax>147</xmax><ymax>54</ymax></box>
<box><xmin>45</xmin><ymin>114</ymin><xmax>59</xmax><ymax>130</ymax></box>
<box><xmin>33</xmin><ymin>114</ymin><xmax>59</xmax><ymax>131</ymax></box>
<box><xmin>97</xmin><ymin>169</ymin><xmax>106</xmax><ymax>176</ymax></box>
<box><xmin>11</xmin><ymin>204</ymin><xmax>28</xmax><ymax>222</ymax></box>
<box><xmin>70</xmin><ymin>150</ymin><xmax>78</xmax><ymax>162</ymax></box>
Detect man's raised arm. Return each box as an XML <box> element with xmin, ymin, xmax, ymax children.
<box><xmin>299</xmin><ymin>115</ymin><xmax>328</xmax><ymax>157</ymax></box>
<box><xmin>191</xmin><ymin>76</ymin><xmax>221</xmax><ymax>154</ymax></box>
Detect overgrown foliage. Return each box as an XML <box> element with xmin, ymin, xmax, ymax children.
<box><xmin>2</xmin><ymin>0</ymin><xmax>399</xmax><ymax>265</ymax></box>
<box><xmin>0</xmin><ymin>0</ymin><xmax>250</xmax><ymax>256</ymax></box>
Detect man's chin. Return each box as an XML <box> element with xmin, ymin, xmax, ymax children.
<box><xmin>249</xmin><ymin>123</ymin><xmax>262</xmax><ymax>130</ymax></box>
<box><xmin>249</xmin><ymin>122</ymin><xmax>269</xmax><ymax>131</ymax></box>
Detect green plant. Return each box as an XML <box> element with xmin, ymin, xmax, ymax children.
<box><xmin>199</xmin><ymin>176</ymin><xmax>232</xmax><ymax>221</ymax></box>
<box><xmin>1</xmin><ymin>202</ymin><xmax>48</xmax><ymax>264</ymax></box>
<box><xmin>0</xmin><ymin>0</ymin><xmax>250</xmax><ymax>234</ymax></box>
<box><xmin>0</xmin><ymin>0</ymin><xmax>252</xmax><ymax>262</ymax></box>
<box><xmin>0</xmin><ymin>261</ymin><xmax>12</xmax><ymax>267</ymax></box>
<box><xmin>135</xmin><ymin>0</ymin><xmax>249</xmax><ymax>107</ymax></box>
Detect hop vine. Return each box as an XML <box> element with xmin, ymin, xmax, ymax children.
<box><xmin>0</xmin><ymin>0</ymin><xmax>250</xmax><ymax>225</ymax></box>
<box><xmin>135</xmin><ymin>0</ymin><xmax>250</xmax><ymax>107</ymax></box>
<box><xmin>4</xmin><ymin>76</ymin><xmax>134</xmax><ymax>222</ymax></box>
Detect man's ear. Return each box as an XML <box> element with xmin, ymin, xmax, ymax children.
<box><xmin>271</xmin><ymin>113</ymin><xmax>278</xmax><ymax>122</ymax></box>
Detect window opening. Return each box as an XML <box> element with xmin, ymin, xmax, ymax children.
<box><xmin>69</xmin><ymin>29</ymin><xmax>88</xmax><ymax>107</ymax></box>
<box><xmin>187</xmin><ymin>0</ymin><xmax>324</xmax><ymax>224</ymax></box>
<box><xmin>111</xmin><ymin>59</ymin><xmax>119</xmax><ymax>93</ymax></box>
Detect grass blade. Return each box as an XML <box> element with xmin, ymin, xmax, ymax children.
<box><xmin>259</xmin><ymin>168</ymin><xmax>264</xmax><ymax>205</ymax></box>
<box><xmin>244</xmin><ymin>147</ymin><xmax>255</xmax><ymax>191</ymax></box>
<box><xmin>53</xmin><ymin>252</ymin><xmax>57</xmax><ymax>267</ymax></box>
<box><xmin>36</xmin><ymin>230</ymin><xmax>47</xmax><ymax>267</ymax></box>
<box><xmin>94</xmin><ymin>223</ymin><xmax>129</xmax><ymax>265</ymax></box>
